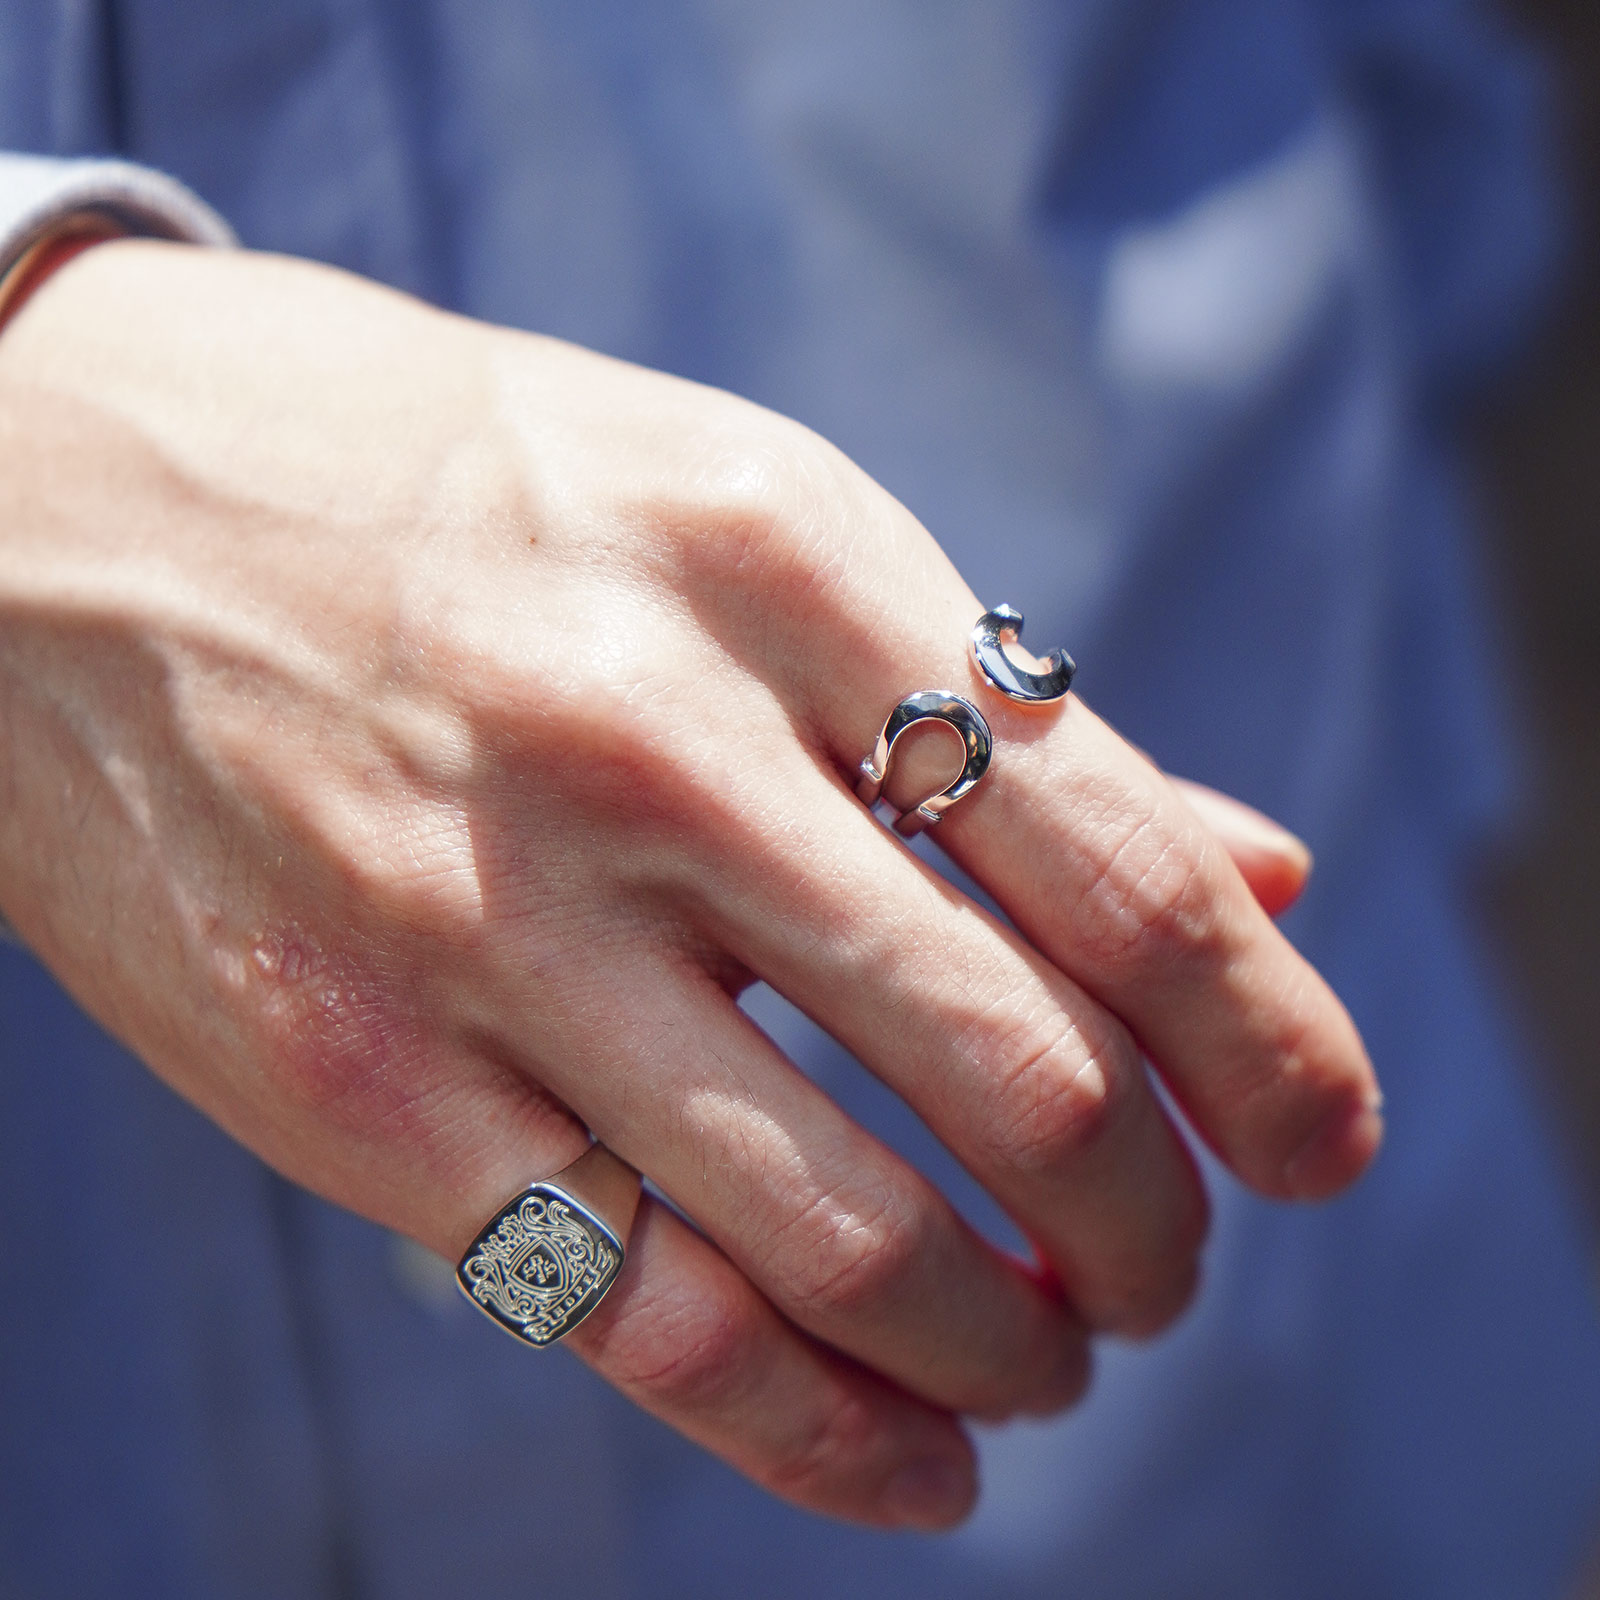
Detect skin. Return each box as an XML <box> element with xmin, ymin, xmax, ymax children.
<box><xmin>0</xmin><ymin>239</ymin><xmax>1379</xmax><ymax>1531</ymax></box>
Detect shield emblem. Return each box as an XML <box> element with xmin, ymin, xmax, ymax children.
<box><xmin>514</xmin><ymin>1238</ymin><xmax>569</xmax><ymax>1296</ymax></box>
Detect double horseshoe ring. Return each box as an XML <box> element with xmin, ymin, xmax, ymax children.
<box><xmin>856</xmin><ymin>605</ymin><xmax>1074</xmax><ymax>836</ymax></box>
<box><xmin>857</xmin><ymin>690</ymin><xmax>993</xmax><ymax>836</ymax></box>
<box><xmin>969</xmin><ymin>603</ymin><xmax>1076</xmax><ymax>704</ymax></box>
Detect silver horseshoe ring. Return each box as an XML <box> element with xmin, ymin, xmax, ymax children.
<box><xmin>856</xmin><ymin>690</ymin><xmax>993</xmax><ymax>836</ymax></box>
<box><xmin>970</xmin><ymin>603</ymin><xmax>1076</xmax><ymax>704</ymax></box>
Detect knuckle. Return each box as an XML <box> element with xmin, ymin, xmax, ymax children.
<box><xmin>515</xmin><ymin>671</ymin><xmax>730</xmax><ymax>844</ymax></box>
<box><xmin>687</xmin><ymin>417</ymin><xmax>833</xmax><ymax>557</ymax></box>
<box><xmin>1217</xmin><ymin>997</ymin><xmax>1343</xmax><ymax>1182</ymax></box>
<box><xmin>982</xmin><ymin>1016</ymin><xmax>1133</xmax><ymax>1176</ymax></box>
<box><xmin>1220</xmin><ymin>993</ymin><xmax>1319</xmax><ymax>1129</ymax></box>
<box><xmin>604</xmin><ymin>1278</ymin><xmax>760</xmax><ymax>1417</ymax></box>
<box><xmin>764</xmin><ymin>1388</ymin><xmax>885</xmax><ymax>1504</ymax></box>
<box><xmin>778</xmin><ymin>1183</ymin><xmax>930</xmax><ymax>1325</ymax></box>
<box><xmin>675</xmin><ymin>417</ymin><xmax>870</xmax><ymax>619</ymax></box>
<box><xmin>1069</xmin><ymin>811</ymin><xmax>1226</xmax><ymax>978</ymax></box>
<box><xmin>243</xmin><ymin>938</ymin><xmax>429</xmax><ymax>1127</ymax></box>
<box><xmin>573</xmin><ymin>704</ymin><xmax>695</xmax><ymax>822</ymax></box>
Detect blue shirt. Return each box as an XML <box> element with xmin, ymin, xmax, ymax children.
<box><xmin>2</xmin><ymin>3</ymin><xmax>1598</xmax><ymax>1596</ymax></box>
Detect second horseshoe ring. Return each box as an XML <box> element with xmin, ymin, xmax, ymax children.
<box><xmin>970</xmin><ymin>603</ymin><xmax>1076</xmax><ymax>704</ymax></box>
<box><xmin>856</xmin><ymin>690</ymin><xmax>993</xmax><ymax>837</ymax></box>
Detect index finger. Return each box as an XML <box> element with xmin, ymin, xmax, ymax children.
<box><xmin>690</xmin><ymin>476</ymin><xmax>1380</xmax><ymax>1203</ymax></box>
<box><xmin>933</xmin><ymin>691</ymin><xmax>1381</xmax><ymax>1200</ymax></box>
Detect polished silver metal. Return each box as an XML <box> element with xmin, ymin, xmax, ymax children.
<box><xmin>457</xmin><ymin>1142</ymin><xmax>641</xmax><ymax>1347</ymax></box>
<box><xmin>970</xmin><ymin>603</ymin><xmax>1076</xmax><ymax>704</ymax></box>
<box><xmin>856</xmin><ymin>689</ymin><xmax>993</xmax><ymax>836</ymax></box>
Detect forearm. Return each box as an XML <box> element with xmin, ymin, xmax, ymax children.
<box><xmin>0</xmin><ymin>153</ymin><xmax>232</xmax><ymax>943</ymax></box>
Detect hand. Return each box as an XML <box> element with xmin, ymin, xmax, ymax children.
<box><xmin>0</xmin><ymin>240</ymin><xmax>1378</xmax><ymax>1529</ymax></box>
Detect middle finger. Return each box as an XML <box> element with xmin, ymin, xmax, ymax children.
<box><xmin>682</xmin><ymin>760</ymin><xmax>1210</xmax><ymax>1336</ymax></box>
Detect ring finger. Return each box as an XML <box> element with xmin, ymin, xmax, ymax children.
<box><xmin>479</xmin><ymin>936</ymin><xmax>1093</xmax><ymax>1419</ymax></box>
<box><xmin>680</xmin><ymin>756</ymin><xmax>1210</xmax><ymax>1337</ymax></box>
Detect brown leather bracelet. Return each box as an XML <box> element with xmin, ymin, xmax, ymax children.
<box><xmin>0</xmin><ymin>212</ymin><xmax>126</xmax><ymax>336</ymax></box>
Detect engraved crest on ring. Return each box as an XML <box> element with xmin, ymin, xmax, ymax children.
<box><xmin>457</xmin><ymin>1187</ymin><xmax>623</xmax><ymax>1346</ymax></box>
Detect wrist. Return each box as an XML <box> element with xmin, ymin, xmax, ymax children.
<box><xmin>0</xmin><ymin>213</ymin><xmax>126</xmax><ymax>337</ymax></box>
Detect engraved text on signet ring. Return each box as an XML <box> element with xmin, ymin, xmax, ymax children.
<box><xmin>457</xmin><ymin>1143</ymin><xmax>642</xmax><ymax>1347</ymax></box>
<box><xmin>970</xmin><ymin>603</ymin><xmax>1076</xmax><ymax>704</ymax></box>
<box><xmin>856</xmin><ymin>689</ymin><xmax>993</xmax><ymax>837</ymax></box>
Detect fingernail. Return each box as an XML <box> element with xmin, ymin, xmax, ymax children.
<box><xmin>1243</xmin><ymin>814</ymin><xmax>1313</xmax><ymax>876</ymax></box>
<box><xmin>882</xmin><ymin>1454</ymin><xmax>976</xmax><ymax>1529</ymax></box>
<box><xmin>1282</xmin><ymin>1099</ymin><xmax>1385</xmax><ymax>1200</ymax></box>
<box><xmin>1185</xmin><ymin>788</ymin><xmax>1313</xmax><ymax>870</ymax></box>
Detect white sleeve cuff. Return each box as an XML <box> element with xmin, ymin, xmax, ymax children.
<box><xmin>0</xmin><ymin>153</ymin><xmax>235</xmax><ymax>276</ymax></box>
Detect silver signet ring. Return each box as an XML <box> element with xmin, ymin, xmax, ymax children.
<box><xmin>856</xmin><ymin>689</ymin><xmax>993</xmax><ymax>836</ymax></box>
<box><xmin>970</xmin><ymin>603</ymin><xmax>1076</xmax><ymax>704</ymax></box>
<box><xmin>457</xmin><ymin>1142</ymin><xmax>642</xmax><ymax>1347</ymax></box>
